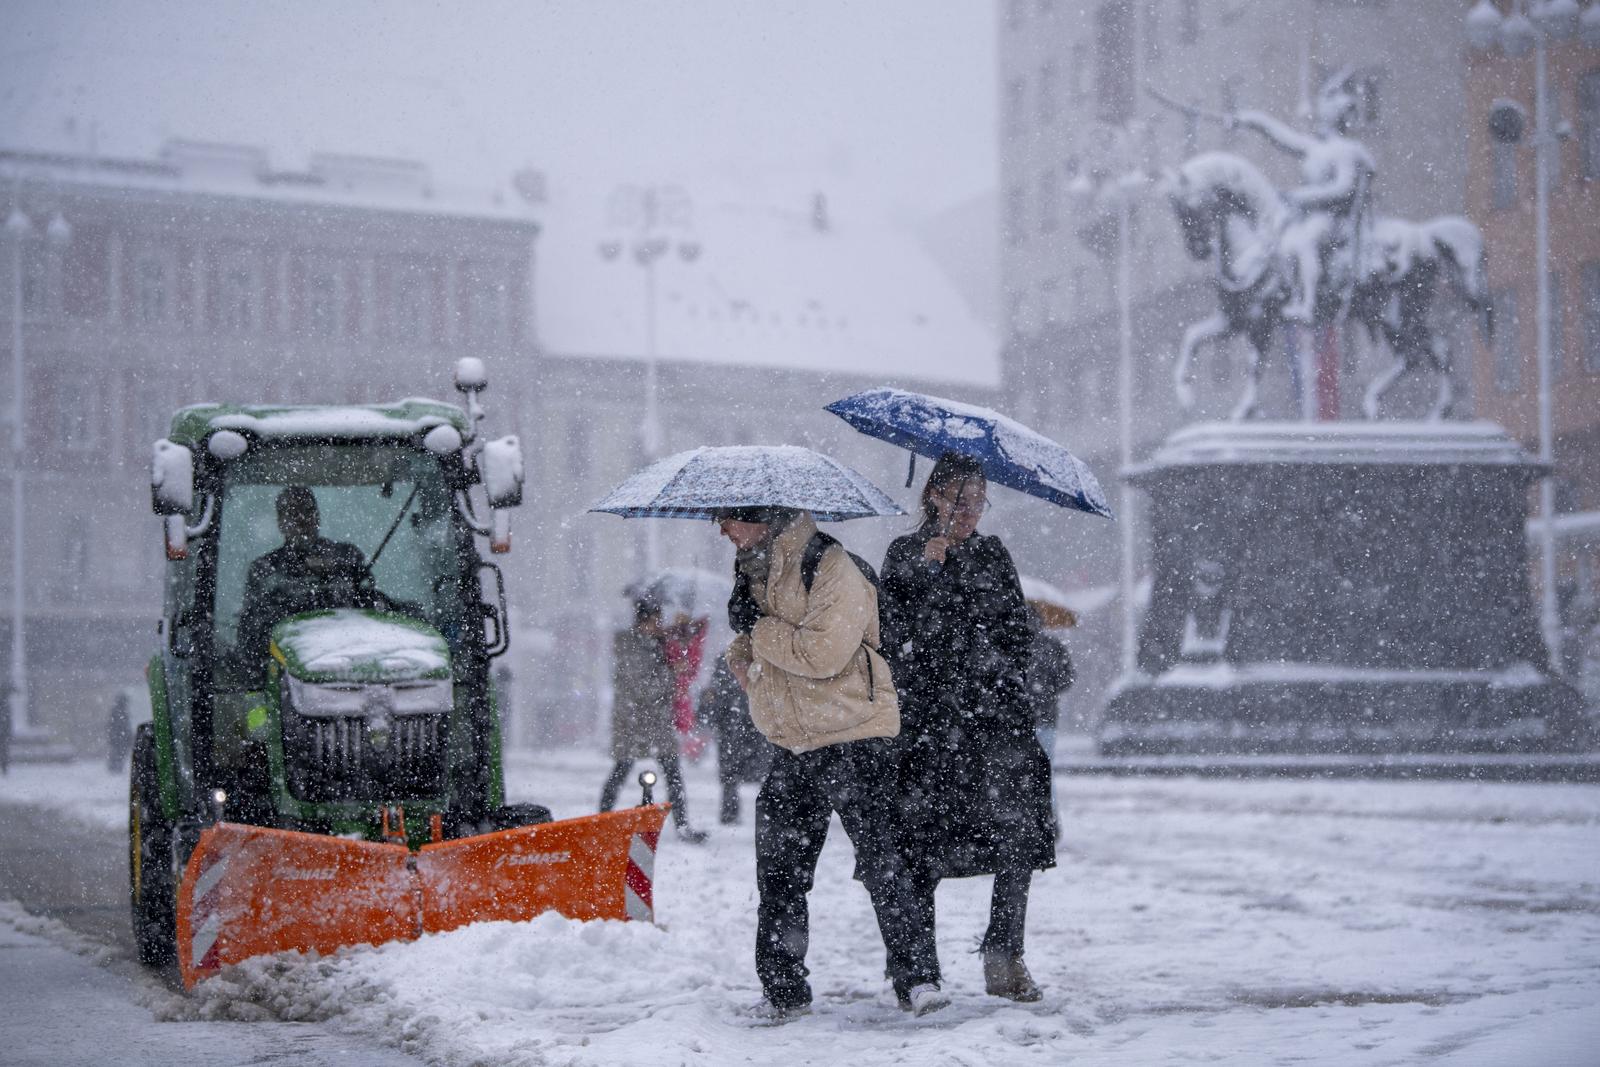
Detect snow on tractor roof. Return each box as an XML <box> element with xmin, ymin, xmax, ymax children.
<box><xmin>167</xmin><ymin>398</ymin><xmax>468</xmax><ymax>447</ymax></box>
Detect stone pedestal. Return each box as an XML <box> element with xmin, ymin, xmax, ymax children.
<box><xmin>1099</xmin><ymin>422</ymin><xmax>1590</xmax><ymax>755</ymax></box>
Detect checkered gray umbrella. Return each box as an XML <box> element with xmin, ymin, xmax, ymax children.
<box><xmin>590</xmin><ymin>445</ymin><xmax>904</xmax><ymax>522</ymax></box>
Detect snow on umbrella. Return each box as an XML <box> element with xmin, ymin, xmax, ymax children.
<box><xmin>825</xmin><ymin>387</ymin><xmax>1113</xmax><ymax>518</ymax></box>
<box><xmin>589</xmin><ymin>445</ymin><xmax>904</xmax><ymax>522</ymax></box>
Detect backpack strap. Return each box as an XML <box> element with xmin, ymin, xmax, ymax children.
<box><xmin>799</xmin><ymin>531</ymin><xmax>839</xmax><ymax>594</ymax></box>
<box><xmin>798</xmin><ymin>531</ymin><xmax>877</xmax><ymax>702</ymax></box>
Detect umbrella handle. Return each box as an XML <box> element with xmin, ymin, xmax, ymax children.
<box><xmin>905</xmin><ymin>452</ymin><xmax>916</xmax><ymax>489</ymax></box>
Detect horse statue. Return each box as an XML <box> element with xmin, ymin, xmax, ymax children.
<box><xmin>1163</xmin><ymin>151</ymin><xmax>1491</xmax><ymax>420</ymax></box>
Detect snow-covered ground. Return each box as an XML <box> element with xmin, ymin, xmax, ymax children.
<box><xmin>4</xmin><ymin>749</ymin><xmax>1598</xmax><ymax>1066</ymax></box>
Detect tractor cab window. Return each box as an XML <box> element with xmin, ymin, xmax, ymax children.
<box><xmin>210</xmin><ymin>444</ymin><xmax>460</xmax><ymax>686</ymax></box>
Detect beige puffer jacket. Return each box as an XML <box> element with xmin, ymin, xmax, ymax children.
<box><xmin>728</xmin><ymin>513</ymin><xmax>899</xmax><ymax>754</ymax></box>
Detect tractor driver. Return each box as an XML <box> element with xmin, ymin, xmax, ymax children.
<box><xmin>236</xmin><ymin>485</ymin><xmax>376</xmax><ymax>675</ymax></box>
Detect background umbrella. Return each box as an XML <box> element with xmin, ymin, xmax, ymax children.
<box><xmin>1019</xmin><ymin>574</ymin><xmax>1080</xmax><ymax>629</ymax></box>
<box><xmin>625</xmin><ymin>567</ymin><xmax>733</xmax><ymax>619</ymax></box>
<box><xmin>825</xmin><ymin>387</ymin><xmax>1113</xmax><ymax>518</ymax></box>
<box><xmin>590</xmin><ymin>445</ymin><xmax>904</xmax><ymax>522</ymax></box>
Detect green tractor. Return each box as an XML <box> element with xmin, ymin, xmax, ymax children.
<box><xmin>131</xmin><ymin>360</ymin><xmax>666</xmax><ymax>988</ymax></box>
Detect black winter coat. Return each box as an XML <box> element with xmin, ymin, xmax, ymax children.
<box><xmin>880</xmin><ymin>526</ymin><xmax>1056</xmax><ymax>878</ymax></box>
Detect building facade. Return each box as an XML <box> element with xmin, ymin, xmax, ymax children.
<box><xmin>1462</xmin><ymin>11</ymin><xmax>1600</xmax><ymax>678</ymax></box>
<box><xmin>0</xmin><ymin>141</ymin><xmax>537</xmax><ymax>749</ymax></box>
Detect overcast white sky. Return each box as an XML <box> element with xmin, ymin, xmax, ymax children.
<box><xmin>3</xmin><ymin>1</ymin><xmax>997</xmax><ymax>218</ymax></box>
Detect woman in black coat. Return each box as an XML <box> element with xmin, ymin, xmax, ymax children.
<box><xmin>880</xmin><ymin>452</ymin><xmax>1055</xmax><ymax>1003</ymax></box>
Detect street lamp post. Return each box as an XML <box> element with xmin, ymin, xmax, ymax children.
<box><xmin>599</xmin><ymin>185</ymin><xmax>700</xmax><ymax>574</ymax></box>
<box><xmin>6</xmin><ymin>204</ymin><xmax>70</xmax><ymax>740</ymax></box>
<box><xmin>1465</xmin><ymin>0</ymin><xmax>1583</xmax><ymax>668</ymax></box>
<box><xmin>1071</xmin><ymin>154</ymin><xmax>1150</xmax><ymax>675</ymax></box>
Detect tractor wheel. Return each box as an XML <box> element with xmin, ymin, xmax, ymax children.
<box><xmin>129</xmin><ymin>724</ymin><xmax>176</xmax><ymax>967</ymax></box>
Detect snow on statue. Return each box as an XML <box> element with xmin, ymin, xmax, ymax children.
<box><xmin>1154</xmin><ymin>69</ymin><xmax>1492</xmax><ymax>421</ymax></box>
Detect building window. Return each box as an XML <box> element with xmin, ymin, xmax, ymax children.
<box><xmin>1041</xmin><ymin>276</ymin><xmax>1061</xmax><ymax>324</ymax></box>
<box><xmin>1180</xmin><ymin>0</ymin><xmax>1200</xmax><ymax>44</ymax></box>
<box><xmin>216</xmin><ymin>247</ymin><xmax>259</xmax><ymax>334</ymax></box>
<box><xmin>1095</xmin><ymin>0</ymin><xmax>1135</xmax><ymax>126</ymax></box>
<box><xmin>1005</xmin><ymin>78</ymin><xmax>1026</xmax><ymax>139</ymax></box>
<box><xmin>303</xmin><ymin>256</ymin><xmax>345</xmax><ymax>339</ymax></box>
<box><xmin>1494</xmin><ymin>287</ymin><xmax>1521</xmax><ymax>392</ymax></box>
<box><xmin>1583</xmin><ymin>260</ymin><xmax>1600</xmax><ymax>373</ymax></box>
<box><xmin>464</xmin><ymin>261</ymin><xmax>508</xmax><ymax>342</ymax></box>
<box><xmin>391</xmin><ymin>259</ymin><xmax>436</xmax><ymax>344</ymax></box>
<box><xmin>1492</xmin><ymin>140</ymin><xmax>1518</xmax><ymax>210</ymax></box>
<box><xmin>48</xmin><ymin>369</ymin><xmax>102</xmax><ymax>452</ymax></box>
<box><xmin>1039</xmin><ymin>168</ymin><xmax>1059</xmax><ymax>234</ymax></box>
<box><xmin>566</xmin><ymin>414</ymin><xmax>589</xmax><ymax>481</ymax></box>
<box><xmin>131</xmin><ymin>247</ymin><xmax>173</xmax><ymax>328</ymax></box>
<box><xmin>1039</xmin><ymin>62</ymin><xmax>1058</xmax><ymax>127</ymax></box>
<box><xmin>1005</xmin><ymin>184</ymin><xmax>1027</xmax><ymax>247</ymax></box>
<box><xmin>1581</xmin><ymin>69</ymin><xmax>1600</xmax><ymax>181</ymax></box>
<box><xmin>1068</xmin><ymin>44</ymin><xmax>1090</xmax><ymax>105</ymax></box>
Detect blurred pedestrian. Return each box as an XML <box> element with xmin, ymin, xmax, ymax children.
<box><xmin>880</xmin><ymin>452</ymin><xmax>1056</xmax><ymax>1003</ymax></box>
<box><xmin>663</xmin><ymin>613</ymin><xmax>709</xmax><ymax>760</ymax></box>
<box><xmin>719</xmin><ymin>505</ymin><xmax>947</xmax><ymax>1019</ymax></box>
<box><xmin>599</xmin><ymin>596</ymin><xmax>706</xmax><ymax>843</ymax></box>
<box><xmin>696</xmin><ymin>652</ymin><xmax>772</xmax><ymax>824</ymax></box>
<box><xmin>107</xmin><ymin>690</ymin><xmax>133</xmax><ymax>773</ymax></box>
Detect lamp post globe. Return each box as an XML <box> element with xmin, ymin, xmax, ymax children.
<box><xmin>1500</xmin><ymin>9</ymin><xmax>1537</xmax><ymax>55</ymax></box>
<box><xmin>1466</xmin><ymin>0</ymin><xmax>1503</xmax><ymax>50</ymax></box>
<box><xmin>1534</xmin><ymin>0</ymin><xmax>1579</xmax><ymax>40</ymax></box>
<box><xmin>1581</xmin><ymin>1</ymin><xmax>1600</xmax><ymax>47</ymax></box>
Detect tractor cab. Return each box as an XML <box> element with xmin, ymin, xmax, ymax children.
<box><xmin>145</xmin><ymin>361</ymin><xmax>525</xmax><ymax>843</ymax></box>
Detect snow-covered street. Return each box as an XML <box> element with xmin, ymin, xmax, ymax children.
<box><xmin>3</xmin><ymin>750</ymin><xmax>1597</xmax><ymax>1066</ymax></box>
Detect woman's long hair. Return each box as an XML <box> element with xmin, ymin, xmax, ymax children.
<box><xmin>918</xmin><ymin>452</ymin><xmax>986</xmax><ymax>529</ymax></box>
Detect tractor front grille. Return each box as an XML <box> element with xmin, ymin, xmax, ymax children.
<box><xmin>283</xmin><ymin>709</ymin><xmax>449</xmax><ymax>804</ymax></box>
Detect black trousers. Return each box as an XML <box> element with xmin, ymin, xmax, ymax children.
<box><xmin>599</xmin><ymin>747</ymin><xmax>690</xmax><ymax>827</ymax></box>
<box><xmin>754</xmin><ymin>740</ymin><xmax>942</xmax><ymax>1008</ymax></box>
<box><xmin>908</xmin><ymin>867</ymin><xmax>1033</xmax><ymax>959</ymax></box>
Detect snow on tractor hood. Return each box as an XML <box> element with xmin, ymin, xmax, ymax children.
<box><xmin>269</xmin><ymin>609</ymin><xmax>452</xmax><ymax>684</ymax></box>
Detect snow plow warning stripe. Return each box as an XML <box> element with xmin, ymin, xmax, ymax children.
<box><xmin>624</xmin><ymin>830</ymin><xmax>659</xmax><ymax>922</ymax></box>
<box><xmin>175</xmin><ymin>805</ymin><xmax>672</xmax><ymax>989</ymax></box>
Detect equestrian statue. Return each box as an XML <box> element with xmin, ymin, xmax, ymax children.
<box><xmin>1153</xmin><ymin>69</ymin><xmax>1491</xmax><ymax>421</ymax></box>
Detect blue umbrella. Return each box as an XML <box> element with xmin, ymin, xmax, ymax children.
<box><xmin>825</xmin><ymin>387</ymin><xmax>1113</xmax><ymax>518</ymax></box>
<box><xmin>590</xmin><ymin>445</ymin><xmax>904</xmax><ymax>522</ymax></box>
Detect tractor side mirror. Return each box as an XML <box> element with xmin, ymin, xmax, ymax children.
<box><xmin>151</xmin><ymin>439</ymin><xmax>194</xmax><ymax>515</ymax></box>
<box><xmin>477</xmin><ymin>435</ymin><xmax>524</xmax><ymax>554</ymax></box>
<box><xmin>151</xmin><ymin>440</ymin><xmax>195</xmax><ymax>561</ymax></box>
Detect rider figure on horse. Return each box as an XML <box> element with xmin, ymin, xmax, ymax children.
<box><xmin>1228</xmin><ymin>69</ymin><xmax>1375</xmax><ymax>326</ymax></box>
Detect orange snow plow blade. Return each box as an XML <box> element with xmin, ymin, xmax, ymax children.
<box><xmin>176</xmin><ymin>805</ymin><xmax>670</xmax><ymax>989</ymax></box>
<box><xmin>417</xmin><ymin>806</ymin><xmax>669</xmax><ymax>932</ymax></box>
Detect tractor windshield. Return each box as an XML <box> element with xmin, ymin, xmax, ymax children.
<box><xmin>210</xmin><ymin>443</ymin><xmax>461</xmax><ymax>685</ymax></box>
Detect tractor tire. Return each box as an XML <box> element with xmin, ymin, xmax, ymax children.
<box><xmin>129</xmin><ymin>724</ymin><xmax>176</xmax><ymax>967</ymax></box>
